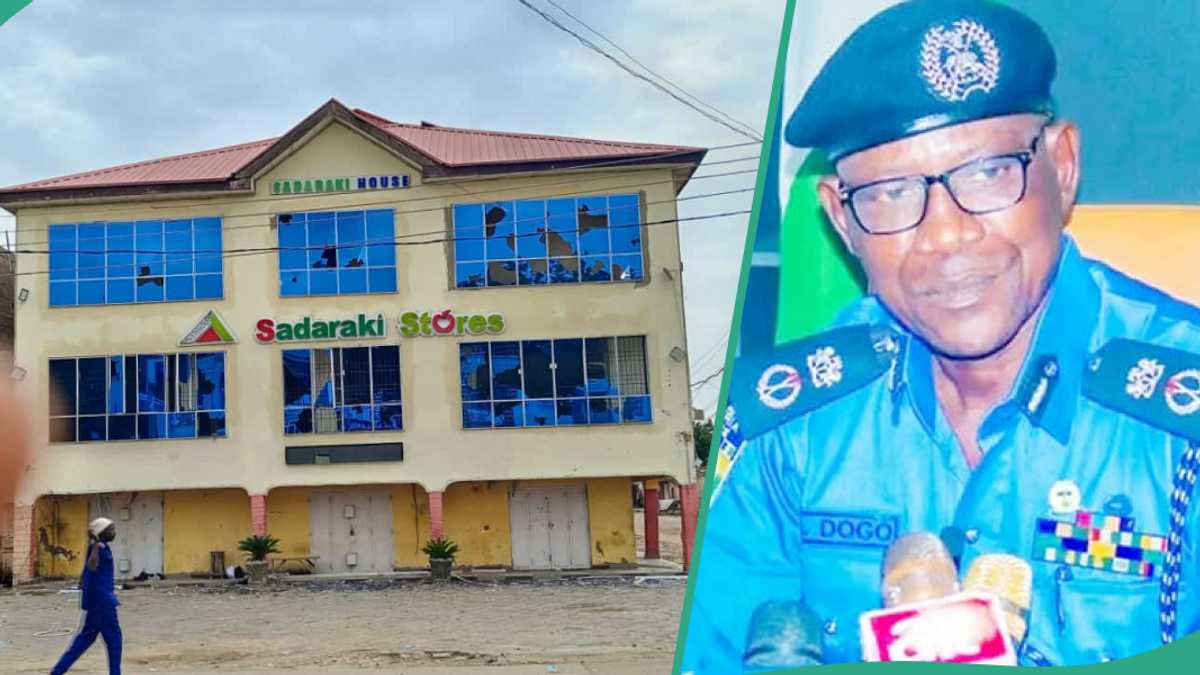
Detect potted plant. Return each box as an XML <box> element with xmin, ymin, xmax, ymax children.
<box><xmin>238</xmin><ymin>534</ymin><xmax>281</xmax><ymax>583</ymax></box>
<box><xmin>422</xmin><ymin>537</ymin><xmax>459</xmax><ymax>580</ymax></box>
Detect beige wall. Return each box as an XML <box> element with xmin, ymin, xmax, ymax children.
<box><xmin>13</xmin><ymin>119</ymin><xmax>695</xmax><ymax>505</ymax></box>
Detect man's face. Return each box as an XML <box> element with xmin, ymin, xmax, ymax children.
<box><xmin>100</xmin><ymin>525</ymin><xmax>117</xmax><ymax>542</ymax></box>
<box><xmin>817</xmin><ymin>114</ymin><xmax>1080</xmax><ymax>359</ymax></box>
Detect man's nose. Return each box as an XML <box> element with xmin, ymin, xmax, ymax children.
<box><xmin>911</xmin><ymin>182</ymin><xmax>985</xmax><ymax>254</ymax></box>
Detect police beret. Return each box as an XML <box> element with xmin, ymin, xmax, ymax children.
<box><xmin>786</xmin><ymin>0</ymin><xmax>1056</xmax><ymax>160</ymax></box>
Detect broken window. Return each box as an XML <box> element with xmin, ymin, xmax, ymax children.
<box><xmin>46</xmin><ymin>217</ymin><xmax>222</xmax><ymax>307</ymax></box>
<box><xmin>282</xmin><ymin>345</ymin><xmax>403</xmax><ymax>435</ymax></box>
<box><xmin>46</xmin><ymin>352</ymin><xmax>227</xmax><ymax>443</ymax></box>
<box><xmin>452</xmin><ymin>194</ymin><xmax>645</xmax><ymax>289</ymax></box>
<box><xmin>277</xmin><ymin>208</ymin><xmax>396</xmax><ymax>297</ymax></box>
<box><xmin>458</xmin><ymin>335</ymin><xmax>651</xmax><ymax>429</ymax></box>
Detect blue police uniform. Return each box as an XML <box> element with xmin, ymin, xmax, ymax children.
<box><xmin>53</xmin><ymin>542</ymin><xmax>123</xmax><ymax>675</ymax></box>
<box><xmin>682</xmin><ymin>237</ymin><xmax>1200</xmax><ymax>670</ymax></box>
<box><xmin>681</xmin><ymin>1</ymin><xmax>1200</xmax><ymax>669</ymax></box>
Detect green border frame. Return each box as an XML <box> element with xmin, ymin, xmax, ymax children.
<box><xmin>0</xmin><ymin>0</ymin><xmax>31</xmax><ymax>27</ymax></box>
<box><xmin>671</xmin><ymin>0</ymin><xmax>1200</xmax><ymax>672</ymax></box>
<box><xmin>671</xmin><ymin>0</ymin><xmax>797</xmax><ymax>672</ymax></box>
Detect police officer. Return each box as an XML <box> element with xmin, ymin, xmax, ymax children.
<box><xmin>682</xmin><ymin>0</ymin><xmax>1199</xmax><ymax>670</ymax></box>
<box><xmin>52</xmin><ymin>517</ymin><xmax>123</xmax><ymax>675</ymax></box>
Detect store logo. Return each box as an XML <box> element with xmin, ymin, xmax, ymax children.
<box><xmin>255</xmin><ymin>313</ymin><xmax>386</xmax><ymax>343</ymax></box>
<box><xmin>180</xmin><ymin>310</ymin><xmax>237</xmax><ymax>346</ymax></box>
<box><xmin>270</xmin><ymin>174</ymin><xmax>410</xmax><ymax>195</ymax></box>
<box><xmin>399</xmin><ymin>310</ymin><xmax>505</xmax><ymax>337</ymax></box>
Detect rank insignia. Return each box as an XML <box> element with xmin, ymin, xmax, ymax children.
<box><xmin>1033</xmin><ymin>509</ymin><xmax>1166</xmax><ymax>578</ymax></box>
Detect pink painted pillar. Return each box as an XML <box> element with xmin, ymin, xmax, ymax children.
<box><xmin>643</xmin><ymin>479</ymin><xmax>661</xmax><ymax>559</ymax></box>
<box><xmin>12</xmin><ymin>502</ymin><xmax>35</xmax><ymax>583</ymax></box>
<box><xmin>250</xmin><ymin>494</ymin><xmax>268</xmax><ymax>536</ymax></box>
<box><xmin>680</xmin><ymin>483</ymin><xmax>701</xmax><ymax>573</ymax></box>
<box><xmin>428</xmin><ymin>491</ymin><xmax>445</xmax><ymax>539</ymax></box>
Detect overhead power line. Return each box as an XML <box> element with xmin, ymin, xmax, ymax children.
<box><xmin>12</xmin><ymin>177</ymin><xmax>756</xmax><ymax>249</ymax></box>
<box><xmin>515</xmin><ymin>0</ymin><xmax>763</xmax><ymax>142</ymax></box>
<box><xmin>0</xmin><ymin>207</ymin><xmax>752</xmax><ymax>280</ymax></box>
<box><xmin>541</xmin><ymin>0</ymin><xmax>762</xmax><ymax>140</ymax></box>
<box><xmin>690</xmin><ymin>366</ymin><xmax>725</xmax><ymax>390</ymax></box>
<box><xmin>10</xmin><ymin>159</ymin><xmax>760</xmax><ymax>245</ymax></box>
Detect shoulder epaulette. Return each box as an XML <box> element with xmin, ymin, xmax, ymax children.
<box><xmin>729</xmin><ymin>323</ymin><xmax>898</xmax><ymax>439</ymax></box>
<box><xmin>1083</xmin><ymin>338</ymin><xmax>1200</xmax><ymax>442</ymax></box>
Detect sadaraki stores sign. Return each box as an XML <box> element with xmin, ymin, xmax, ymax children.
<box><xmin>254</xmin><ymin>310</ymin><xmax>504</xmax><ymax>343</ymax></box>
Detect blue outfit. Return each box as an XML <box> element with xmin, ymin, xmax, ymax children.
<box><xmin>53</xmin><ymin>541</ymin><xmax>122</xmax><ymax>675</ymax></box>
<box><xmin>682</xmin><ymin>237</ymin><xmax>1200</xmax><ymax>671</ymax></box>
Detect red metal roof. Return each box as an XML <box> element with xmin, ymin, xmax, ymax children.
<box><xmin>354</xmin><ymin>109</ymin><xmax>698</xmax><ymax>167</ymax></box>
<box><xmin>2</xmin><ymin>103</ymin><xmax>702</xmax><ymax>194</ymax></box>
<box><xmin>6</xmin><ymin>138</ymin><xmax>277</xmax><ymax>192</ymax></box>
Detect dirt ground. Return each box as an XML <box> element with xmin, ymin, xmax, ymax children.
<box><xmin>634</xmin><ymin>513</ymin><xmax>683</xmax><ymax>564</ymax></box>
<box><xmin>0</xmin><ymin>576</ymin><xmax>685</xmax><ymax>673</ymax></box>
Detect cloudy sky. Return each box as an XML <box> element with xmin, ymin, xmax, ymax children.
<box><xmin>0</xmin><ymin>0</ymin><xmax>785</xmax><ymax>414</ymax></box>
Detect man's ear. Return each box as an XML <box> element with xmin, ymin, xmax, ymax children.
<box><xmin>1047</xmin><ymin>121</ymin><xmax>1081</xmax><ymax>224</ymax></box>
<box><xmin>816</xmin><ymin>176</ymin><xmax>858</xmax><ymax>255</ymax></box>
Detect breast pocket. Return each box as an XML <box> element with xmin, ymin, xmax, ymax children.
<box><xmin>801</xmin><ymin>543</ymin><xmax>888</xmax><ymax>663</ymax></box>
<box><xmin>1055</xmin><ymin>567</ymin><xmax>1164</xmax><ymax>663</ymax></box>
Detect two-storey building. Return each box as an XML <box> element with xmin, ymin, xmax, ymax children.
<box><xmin>1</xmin><ymin>99</ymin><xmax>702</xmax><ymax>581</ymax></box>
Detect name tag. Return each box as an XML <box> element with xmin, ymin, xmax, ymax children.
<box><xmin>801</xmin><ymin>511</ymin><xmax>900</xmax><ymax>549</ymax></box>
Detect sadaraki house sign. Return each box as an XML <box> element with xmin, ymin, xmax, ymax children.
<box><xmin>255</xmin><ymin>313</ymin><xmax>387</xmax><ymax>343</ymax></box>
<box><xmin>399</xmin><ymin>310</ymin><xmax>505</xmax><ymax>337</ymax></box>
<box><xmin>270</xmin><ymin>174</ymin><xmax>410</xmax><ymax>195</ymax></box>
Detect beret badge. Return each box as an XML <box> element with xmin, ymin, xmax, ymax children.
<box><xmin>920</xmin><ymin>19</ymin><xmax>1001</xmax><ymax>103</ymax></box>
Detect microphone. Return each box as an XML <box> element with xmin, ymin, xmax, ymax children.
<box><xmin>881</xmin><ymin>532</ymin><xmax>959</xmax><ymax>607</ymax></box>
<box><xmin>742</xmin><ymin>600</ymin><xmax>825</xmax><ymax>668</ymax></box>
<box><xmin>963</xmin><ymin>553</ymin><xmax>1033</xmax><ymax>647</ymax></box>
<box><xmin>861</xmin><ymin>532</ymin><xmax>1016</xmax><ymax>665</ymax></box>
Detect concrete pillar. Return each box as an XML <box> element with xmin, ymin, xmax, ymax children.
<box><xmin>643</xmin><ymin>479</ymin><xmax>660</xmax><ymax>559</ymax></box>
<box><xmin>428</xmin><ymin>490</ymin><xmax>445</xmax><ymax>539</ymax></box>
<box><xmin>250</xmin><ymin>494</ymin><xmax>268</xmax><ymax>536</ymax></box>
<box><xmin>680</xmin><ymin>483</ymin><xmax>701</xmax><ymax>573</ymax></box>
<box><xmin>12</xmin><ymin>502</ymin><xmax>35</xmax><ymax>583</ymax></box>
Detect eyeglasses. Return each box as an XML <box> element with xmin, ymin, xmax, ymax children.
<box><xmin>838</xmin><ymin>125</ymin><xmax>1048</xmax><ymax>235</ymax></box>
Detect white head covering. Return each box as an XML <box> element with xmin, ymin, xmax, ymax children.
<box><xmin>89</xmin><ymin>517</ymin><xmax>114</xmax><ymax>537</ymax></box>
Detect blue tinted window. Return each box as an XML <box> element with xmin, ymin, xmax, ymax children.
<box><xmin>48</xmin><ymin>225</ymin><xmax>77</xmax><ymax>283</ymax></box>
<box><xmin>484</xmin><ymin>201</ymin><xmax>516</xmax><ymax>260</ymax></box>
<box><xmin>490</xmin><ymin>342</ymin><xmax>522</xmax><ymax>400</ymax></box>
<box><xmin>47</xmin><ymin>351</ymin><xmax>227</xmax><ymax>443</ymax></box>
<box><xmin>515</xmin><ymin>200</ymin><xmax>547</xmax><ymax>258</ymax></box>
<box><xmin>609</xmin><ymin>194</ymin><xmax>641</xmax><ymax>254</ymax></box>
<box><xmin>107</xmin><ymin>357</ymin><xmax>124</xmax><ymax>414</ymax></box>
<box><xmin>282</xmin><ymin>345</ymin><xmax>403</xmax><ymax>435</ymax></box>
<box><xmin>77</xmin><ymin>223</ymin><xmax>106</xmax><ymax>280</ymax></box>
<box><xmin>452</xmin><ymin>194</ymin><xmax>642</xmax><ymax>289</ymax></box>
<box><xmin>522</xmin><ymin>341</ymin><xmax>553</xmax><ymax>399</ymax></box>
<box><xmin>366</xmin><ymin>209</ymin><xmax>396</xmax><ymax>266</ymax></box>
<box><xmin>77</xmin><ymin>358</ymin><xmax>108</xmax><ymax>415</ymax></box>
<box><xmin>459</xmin><ymin>343</ymin><xmax>490</xmax><ymax>402</ymax></box>
<box><xmin>453</xmin><ymin>204</ymin><xmax>486</xmax><ymax>262</ymax></box>
<box><xmin>48</xmin><ymin>358</ymin><xmax>77</xmax><ymax>417</ymax></box>
<box><xmin>46</xmin><ymin>217</ymin><xmax>222</xmax><ymax>307</ymax></box>
<box><xmin>459</xmin><ymin>335</ymin><xmax>650</xmax><ymax>428</ymax></box>
<box><xmin>276</xmin><ymin>208</ymin><xmax>395</xmax><ymax>297</ymax></box>
<box><xmin>577</xmin><ymin>197</ymin><xmax>609</xmax><ymax>256</ymax></box>
<box><xmin>106</xmin><ymin>222</ymin><xmax>135</xmax><ymax>278</ymax></box>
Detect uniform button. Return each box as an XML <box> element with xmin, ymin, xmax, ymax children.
<box><xmin>824</xmin><ymin>619</ymin><xmax>837</xmax><ymax>635</ymax></box>
<box><xmin>965</xmin><ymin>528</ymin><xmax>980</xmax><ymax>544</ymax></box>
<box><xmin>1043</xmin><ymin>359</ymin><xmax>1059</xmax><ymax>378</ymax></box>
